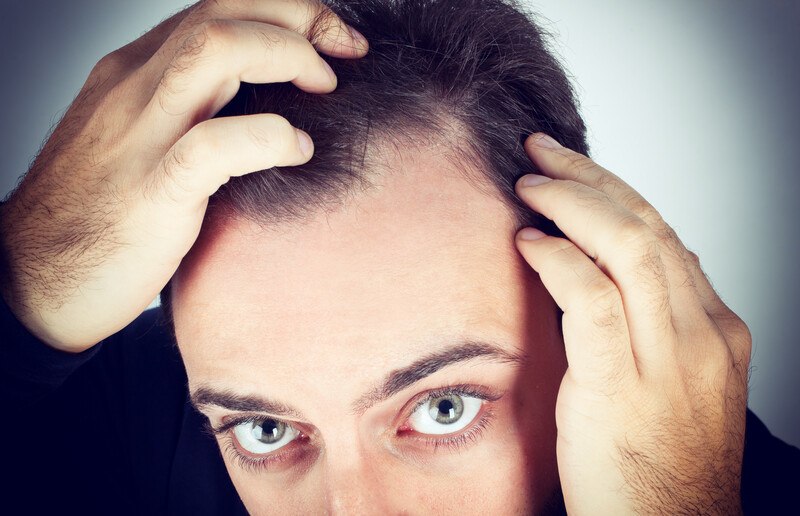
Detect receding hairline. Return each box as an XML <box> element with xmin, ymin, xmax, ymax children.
<box><xmin>205</xmin><ymin>110</ymin><xmax>518</xmax><ymax>231</ymax></box>
<box><xmin>158</xmin><ymin>0</ymin><xmax>587</xmax><ymax>329</ymax></box>
<box><xmin>160</xmin><ymin>127</ymin><xmax>528</xmax><ymax>346</ymax></box>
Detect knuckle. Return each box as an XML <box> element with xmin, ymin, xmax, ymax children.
<box><xmin>542</xmin><ymin>239</ymin><xmax>577</xmax><ymax>264</ymax></box>
<box><xmin>610</xmin><ymin>217</ymin><xmax>669</xmax><ymax>294</ymax></box>
<box><xmin>255</xmin><ymin>26</ymin><xmax>290</xmax><ymax>55</ymax></box>
<box><xmin>246</xmin><ymin>124</ymin><xmax>276</xmax><ymax>152</ymax></box>
<box><xmin>637</xmin><ymin>235</ymin><xmax>663</xmax><ymax>266</ymax></box>
<box><xmin>622</xmin><ymin>190</ymin><xmax>660</xmax><ymax>223</ymax></box>
<box><xmin>305</xmin><ymin>0</ymin><xmax>331</xmax><ymax>18</ymax></box>
<box><xmin>656</xmin><ymin>226</ymin><xmax>692</xmax><ymax>272</ymax></box>
<box><xmin>159</xmin><ymin>141</ymin><xmax>198</xmax><ymax>196</ymax></box>
<box><xmin>735</xmin><ymin>345</ymin><xmax>753</xmax><ymax>377</ymax></box>
<box><xmin>158</xmin><ymin>21</ymin><xmax>228</xmax><ymax>105</ymax></box>
<box><xmin>189</xmin><ymin>121</ymin><xmax>224</xmax><ymax>157</ymax></box>
<box><xmin>92</xmin><ymin>51</ymin><xmax>126</xmax><ymax>76</ymax></box>
<box><xmin>248</xmin><ymin>115</ymin><xmax>294</xmax><ymax>155</ymax></box>
<box><xmin>85</xmin><ymin>53</ymin><xmax>128</xmax><ymax>94</ymax></box>
<box><xmin>583</xmin><ymin>278</ymin><xmax>622</xmax><ymax>314</ymax></box>
<box><xmin>290</xmin><ymin>0</ymin><xmax>330</xmax><ymax>29</ymax></box>
<box><xmin>718</xmin><ymin>309</ymin><xmax>750</xmax><ymax>337</ymax></box>
<box><xmin>563</xmin><ymin>152</ymin><xmax>598</xmax><ymax>181</ymax></box>
<box><xmin>558</xmin><ymin>178</ymin><xmax>584</xmax><ymax>194</ymax></box>
<box><xmin>653</xmin><ymin>223</ymin><xmax>682</xmax><ymax>253</ymax></box>
<box><xmin>738</xmin><ymin>320</ymin><xmax>753</xmax><ymax>350</ymax></box>
<box><xmin>189</xmin><ymin>19</ymin><xmax>230</xmax><ymax>57</ymax></box>
<box><xmin>637</xmin><ymin>239</ymin><xmax>668</xmax><ymax>288</ymax></box>
<box><xmin>303</xmin><ymin>3</ymin><xmax>344</xmax><ymax>43</ymax></box>
<box><xmin>613</xmin><ymin>214</ymin><xmax>653</xmax><ymax>251</ymax></box>
<box><xmin>593</xmin><ymin>172</ymin><xmax>629</xmax><ymax>201</ymax></box>
<box><xmin>200</xmin><ymin>0</ymin><xmax>236</xmax><ymax>16</ymax></box>
<box><xmin>590</xmin><ymin>298</ymin><xmax>623</xmax><ymax>334</ymax></box>
<box><xmin>175</xmin><ymin>29</ymin><xmax>209</xmax><ymax>65</ymax></box>
<box><xmin>728</xmin><ymin>315</ymin><xmax>753</xmax><ymax>353</ymax></box>
<box><xmin>549</xmin><ymin>181</ymin><xmax>610</xmax><ymax>223</ymax></box>
<box><xmin>593</xmin><ymin>171</ymin><xmax>619</xmax><ymax>191</ymax></box>
<box><xmin>165</xmin><ymin>20</ymin><xmax>224</xmax><ymax>75</ymax></box>
<box><xmin>558</xmin><ymin>179</ymin><xmax>605</xmax><ymax>210</ymax></box>
<box><xmin>695</xmin><ymin>321</ymin><xmax>735</xmax><ymax>365</ymax></box>
<box><xmin>617</xmin><ymin>212</ymin><xmax>650</xmax><ymax>240</ymax></box>
<box><xmin>703</xmin><ymin>311</ymin><xmax>752</xmax><ymax>379</ymax></box>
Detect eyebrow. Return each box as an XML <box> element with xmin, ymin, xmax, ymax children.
<box><xmin>190</xmin><ymin>340</ymin><xmax>525</xmax><ymax>420</ymax></box>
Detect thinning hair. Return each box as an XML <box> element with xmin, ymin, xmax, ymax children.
<box><xmin>159</xmin><ymin>0</ymin><xmax>587</xmax><ymax>324</ymax></box>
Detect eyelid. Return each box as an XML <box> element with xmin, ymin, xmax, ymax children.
<box><xmin>397</xmin><ymin>383</ymin><xmax>504</xmax><ymax>426</ymax></box>
<box><xmin>209</xmin><ymin>415</ymin><xmax>256</xmax><ymax>435</ymax></box>
<box><xmin>205</xmin><ymin>385</ymin><xmax>503</xmax><ymax>439</ymax></box>
<box><xmin>209</xmin><ymin>413</ymin><xmax>306</xmax><ymax>436</ymax></box>
<box><xmin>207</xmin><ymin>384</ymin><xmax>504</xmax><ymax>434</ymax></box>
<box><xmin>209</xmin><ymin>383</ymin><xmax>506</xmax><ymax>474</ymax></box>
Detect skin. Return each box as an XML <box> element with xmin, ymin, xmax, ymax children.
<box><xmin>0</xmin><ymin>0</ymin><xmax>752</xmax><ymax>512</ymax></box>
<box><xmin>171</xmin><ymin>141</ymin><xmax>568</xmax><ymax>514</ymax></box>
<box><xmin>515</xmin><ymin>134</ymin><xmax>751</xmax><ymax>514</ymax></box>
<box><xmin>173</xmin><ymin>132</ymin><xmax>752</xmax><ymax>515</ymax></box>
<box><xmin>0</xmin><ymin>0</ymin><xmax>367</xmax><ymax>351</ymax></box>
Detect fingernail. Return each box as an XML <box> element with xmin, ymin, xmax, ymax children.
<box><xmin>348</xmin><ymin>25</ymin><xmax>367</xmax><ymax>49</ymax></box>
<box><xmin>518</xmin><ymin>227</ymin><xmax>547</xmax><ymax>241</ymax></box>
<box><xmin>296</xmin><ymin>129</ymin><xmax>313</xmax><ymax>157</ymax></box>
<box><xmin>321</xmin><ymin>59</ymin><xmax>337</xmax><ymax>84</ymax></box>
<box><xmin>519</xmin><ymin>174</ymin><xmax>552</xmax><ymax>187</ymax></box>
<box><xmin>531</xmin><ymin>133</ymin><xmax>562</xmax><ymax>149</ymax></box>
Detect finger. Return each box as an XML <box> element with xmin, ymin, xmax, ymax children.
<box><xmin>139</xmin><ymin>19</ymin><xmax>337</xmax><ymax>142</ymax></box>
<box><xmin>144</xmin><ymin>113</ymin><xmax>312</xmax><ymax>204</ymax></box>
<box><xmin>521</xmin><ymin>134</ymin><xmax>745</xmax><ymax>376</ymax></box>
<box><xmin>152</xmin><ymin>0</ymin><xmax>367</xmax><ymax>70</ymax></box>
<box><xmin>684</xmin><ymin>250</ymin><xmax>753</xmax><ymax>373</ymax></box>
<box><xmin>515</xmin><ymin>230</ymin><xmax>638</xmax><ymax>390</ymax></box>
<box><xmin>84</xmin><ymin>7</ymin><xmax>198</xmax><ymax>89</ymax></box>
<box><xmin>522</xmin><ymin>134</ymin><xmax>708</xmax><ymax>328</ymax></box>
<box><xmin>516</xmin><ymin>176</ymin><xmax>679</xmax><ymax>377</ymax></box>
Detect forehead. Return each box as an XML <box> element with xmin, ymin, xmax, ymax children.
<box><xmin>172</xmin><ymin>144</ymin><xmax>543</xmax><ymax>394</ymax></box>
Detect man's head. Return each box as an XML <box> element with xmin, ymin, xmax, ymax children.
<box><xmin>162</xmin><ymin>0</ymin><xmax>586</xmax><ymax>512</ymax></box>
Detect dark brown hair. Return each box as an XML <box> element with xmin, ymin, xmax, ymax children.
<box><xmin>159</xmin><ymin>0</ymin><xmax>588</xmax><ymax>325</ymax></box>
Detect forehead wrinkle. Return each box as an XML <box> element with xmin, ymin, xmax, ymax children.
<box><xmin>350</xmin><ymin>340</ymin><xmax>526</xmax><ymax>416</ymax></box>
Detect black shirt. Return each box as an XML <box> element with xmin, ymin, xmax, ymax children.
<box><xmin>1</xmin><ymin>295</ymin><xmax>798</xmax><ymax>514</ymax></box>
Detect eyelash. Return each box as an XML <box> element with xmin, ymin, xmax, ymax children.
<box><xmin>398</xmin><ymin>384</ymin><xmax>499</xmax><ymax>452</ymax></box>
<box><xmin>208</xmin><ymin>384</ymin><xmax>502</xmax><ymax>473</ymax></box>
<box><xmin>206</xmin><ymin>416</ymin><xmax>308</xmax><ymax>474</ymax></box>
<box><xmin>219</xmin><ymin>430</ymin><xmax>306</xmax><ymax>474</ymax></box>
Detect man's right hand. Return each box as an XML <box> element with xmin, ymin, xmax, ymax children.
<box><xmin>0</xmin><ymin>0</ymin><xmax>368</xmax><ymax>353</ymax></box>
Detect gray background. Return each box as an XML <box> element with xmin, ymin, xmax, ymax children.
<box><xmin>1</xmin><ymin>0</ymin><xmax>798</xmax><ymax>447</ymax></box>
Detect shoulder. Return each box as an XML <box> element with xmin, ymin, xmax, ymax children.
<box><xmin>108</xmin><ymin>304</ymin><xmax>179</xmax><ymax>359</ymax></box>
<box><xmin>95</xmin><ymin>304</ymin><xmax>187</xmax><ymax>395</ymax></box>
<box><xmin>741</xmin><ymin>408</ymin><xmax>800</xmax><ymax>513</ymax></box>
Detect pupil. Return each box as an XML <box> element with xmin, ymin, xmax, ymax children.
<box><xmin>439</xmin><ymin>399</ymin><xmax>454</xmax><ymax>415</ymax></box>
<box><xmin>429</xmin><ymin>394</ymin><xmax>463</xmax><ymax>424</ymax></box>
<box><xmin>256</xmin><ymin>419</ymin><xmax>284</xmax><ymax>443</ymax></box>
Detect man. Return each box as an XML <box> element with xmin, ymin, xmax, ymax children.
<box><xmin>0</xmin><ymin>0</ymin><xmax>797</xmax><ymax>514</ymax></box>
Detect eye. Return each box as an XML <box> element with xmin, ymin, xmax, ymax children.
<box><xmin>407</xmin><ymin>393</ymin><xmax>483</xmax><ymax>435</ymax></box>
<box><xmin>232</xmin><ymin>418</ymin><xmax>300</xmax><ymax>454</ymax></box>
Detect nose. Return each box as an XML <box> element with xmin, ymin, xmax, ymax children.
<box><xmin>322</xmin><ymin>450</ymin><xmax>388</xmax><ymax>515</ymax></box>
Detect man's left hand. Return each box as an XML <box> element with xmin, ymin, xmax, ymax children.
<box><xmin>514</xmin><ymin>133</ymin><xmax>751</xmax><ymax>515</ymax></box>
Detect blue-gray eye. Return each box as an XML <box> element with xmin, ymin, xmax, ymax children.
<box><xmin>408</xmin><ymin>394</ymin><xmax>482</xmax><ymax>435</ymax></box>
<box><xmin>233</xmin><ymin>418</ymin><xmax>299</xmax><ymax>453</ymax></box>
